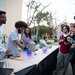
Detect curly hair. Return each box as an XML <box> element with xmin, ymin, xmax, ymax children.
<box><xmin>0</xmin><ymin>10</ymin><xmax>6</xmax><ymax>15</ymax></box>
<box><xmin>61</xmin><ymin>24</ymin><xmax>70</xmax><ymax>32</ymax></box>
<box><xmin>15</xmin><ymin>21</ymin><xmax>28</xmax><ymax>28</ymax></box>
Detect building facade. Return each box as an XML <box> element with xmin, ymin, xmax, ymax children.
<box><xmin>0</xmin><ymin>0</ymin><xmax>22</xmax><ymax>36</ymax></box>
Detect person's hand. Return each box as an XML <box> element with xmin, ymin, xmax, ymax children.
<box><xmin>71</xmin><ymin>44</ymin><xmax>75</xmax><ymax>48</ymax></box>
<box><xmin>59</xmin><ymin>39</ymin><xmax>64</xmax><ymax>44</ymax></box>
<box><xmin>67</xmin><ymin>37</ymin><xmax>72</xmax><ymax>43</ymax></box>
<box><xmin>64</xmin><ymin>42</ymin><xmax>69</xmax><ymax>45</ymax></box>
<box><xmin>46</xmin><ymin>45</ymin><xmax>52</xmax><ymax>48</ymax></box>
<box><xmin>22</xmin><ymin>46</ymin><xmax>27</xmax><ymax>51</ymax></box>
<box><xmin>60</xmin><ymin>39</ymin><xmax>64</xmax><ymax>42</ymax></box>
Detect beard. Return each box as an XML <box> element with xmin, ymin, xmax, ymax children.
<box><xmin>1</xmin><ymin>20</ymin><xmax>6</xmax><ymax>24</ymax></box>
<box><xmin>18</xmin><ymin>29</ymin><xmax>22</xmax><ymax>34</ymax></box>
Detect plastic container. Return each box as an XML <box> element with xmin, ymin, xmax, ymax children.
<box><xmin>42</xmin><ymin>47</ymin><xmax>48</xmax><ymax>53</ymax></box>
<box><xmin>26</xmin><ymin>49</ymin><xmax>32</xmax><ymax>56</ymax></box>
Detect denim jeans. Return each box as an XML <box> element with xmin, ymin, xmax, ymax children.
<box><xmin>55</xmin><ymin>51</ymin><xmax>70</xmax><ymax>75</ymax></box>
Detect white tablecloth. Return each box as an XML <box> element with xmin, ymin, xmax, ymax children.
<box><xmin>1</xmin><ymin>45</ymin><xmax>59</xmax><ymax>73</ymax></box>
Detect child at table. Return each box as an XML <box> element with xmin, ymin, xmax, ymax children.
<box><xmin>21</xmin><ymin>27</ymin><xmax>35</xmax><ymax>52</ymax></box>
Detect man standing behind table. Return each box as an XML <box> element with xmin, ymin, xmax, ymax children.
<box><xmin>0</xmin><ymin>10</ymin><xmax>6</xmax><ymax>25</ymax></box>
<box><xmin>0</xmin><ymin>10</ymin><xmax>6</xmax><ymax>45</ymax></box>
<box><xmin>7</xmin><ymin>21</ymin><xmax>28</xmax><ymax>59</ymax></box>
<box><xmin>0</xmin><ymin>10</ymin><xmax>7</xmax><ymax>59</ymax></box>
